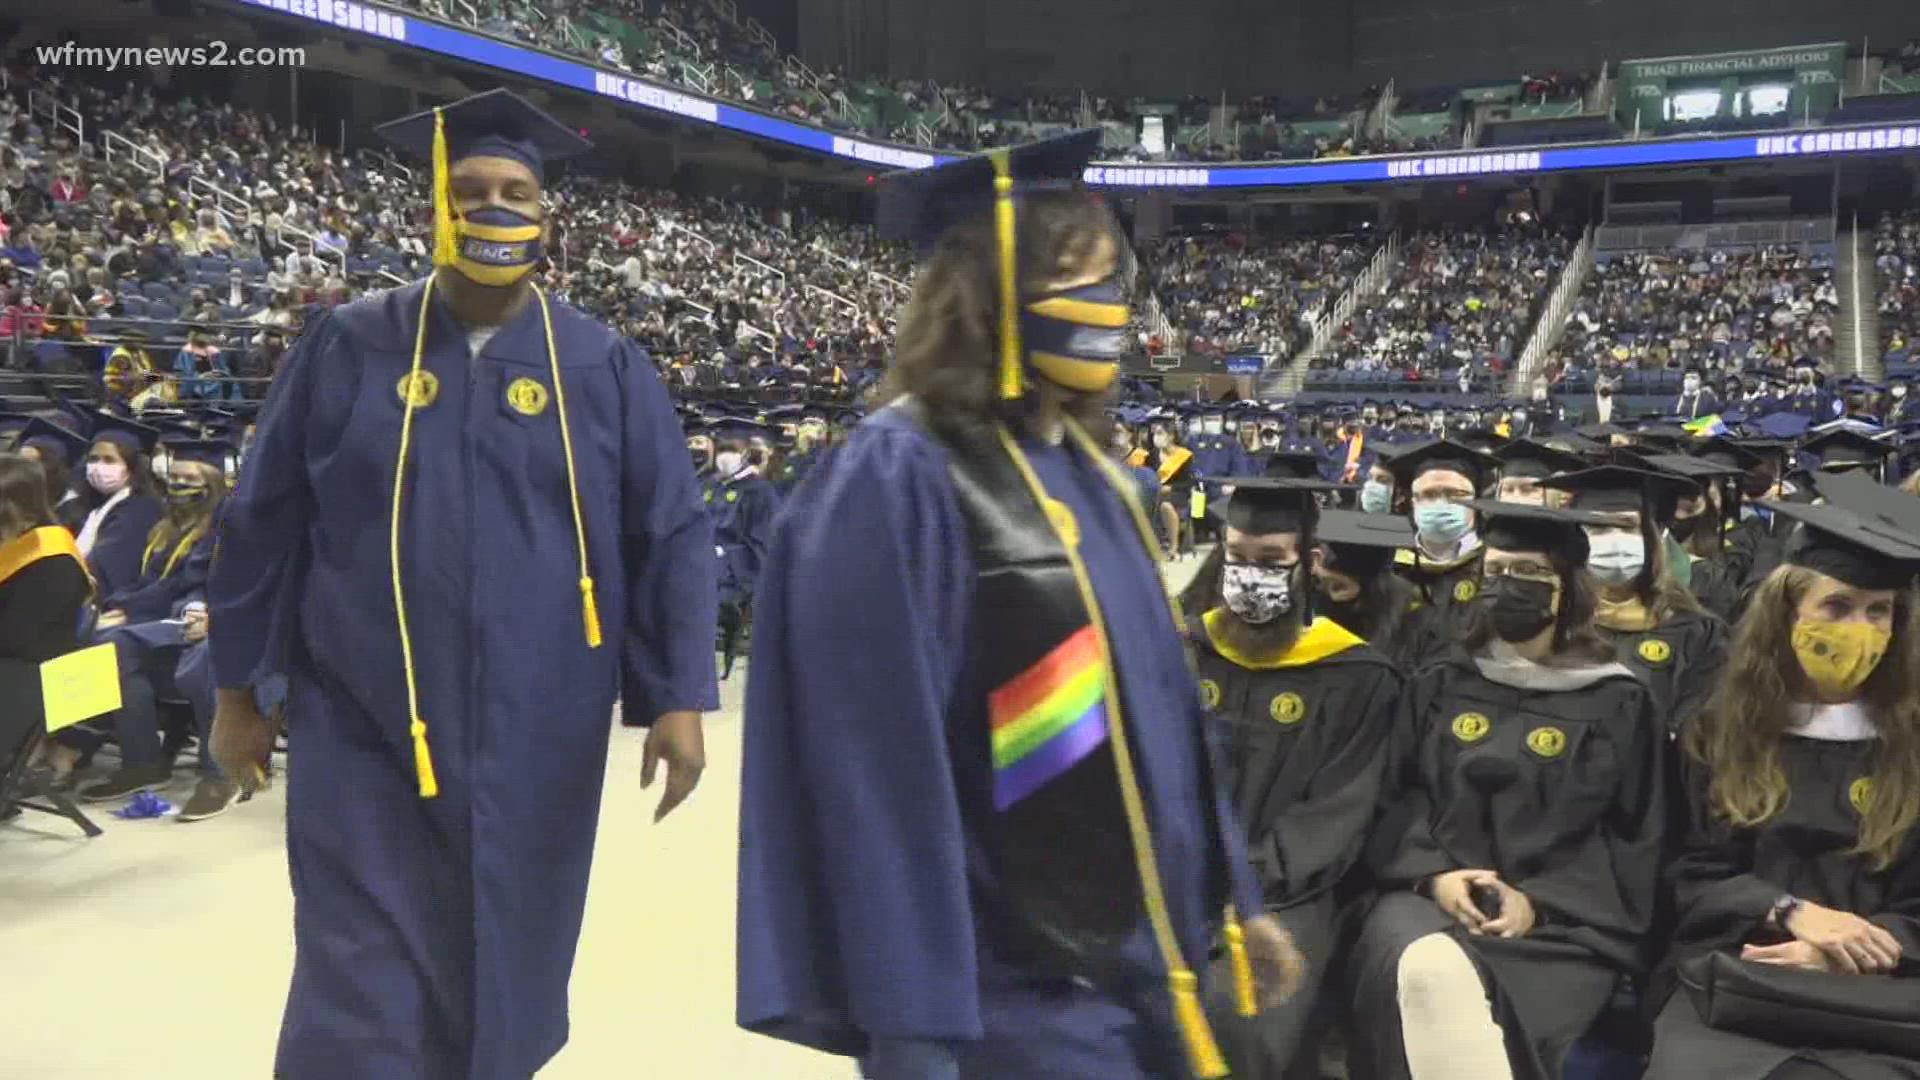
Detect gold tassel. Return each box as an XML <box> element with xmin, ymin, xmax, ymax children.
<box><xmin>411</xmin><ymin>718</ymin><xmax>440</xmax><ymax>798</ymax></box>
<box><xmin>1225</xmin><ymin>914</ymin><xmax>1259</xmax><ymax>1018</ymax></box>
<box><xmin>431</xmin><ymin>108</ymin><xmax>457</xmax><ymax>267</ymax></box>
<box><xmin>989</xmin><ymin>154</ymin><xmax>1023</xmax><ymax>401</ymax></box>
<box><xmin>580</xmin><ymin>576</ymin><xmax>603</xmax><ymax>648</ymax></box>
<box><xmin>1169</xmin><ymin>969</ymin><xmax>1230</xmax><ymax>1079</ymax></box>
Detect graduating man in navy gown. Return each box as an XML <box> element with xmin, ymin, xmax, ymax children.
<box><xmin>737</xmin><ymin>130</ymin><xmax>1302</xmax><ymax>1080</ymax></box>
<box><xmin>205</xmin><ymin>89</ymin><xmax>719</xmax><ymax>1080</ymax></box>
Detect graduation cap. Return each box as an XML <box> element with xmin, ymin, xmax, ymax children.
<box><xmin>1220</xmin><ymin>475</ymin><xmax>1339</xmax><ymax>536</ymax></box>
<box><xmin>1543</xmin><ymin>432</ymin><xmax>1608</xmax><ymax>458</ymax></box>
<box><xmin>710</xmin><ymin>417</ymin><xmax>772</xmax><ymax>443</ymax></box>
<box><xmin>1317</xmin><ymin>508</ymin><xmax>1413</xmax><ymax>578</ymax></box>
<box><xmin>375</xmin><ymin>88</ymin><xmax>592</xmax><ymax>273</ymax></box>
<box><xmin>18</xmin><ymin>416</ymin><xmax>88</xmax><ymax>464</ymax></box>
<box><xmin>1465</xmin><ymin>499</ymin><xmax>1614</xmax><ymax>563</ymax></box>
<box><xmin>1493</xmin><ymin>438</ymin><xmax>1587</xmax><ymax>480</ymax></box>
<box><xmin>1263</xmin><ymin>450</ymin><xmax>1325</xmax><ymax>482</ymax></box>
<box><xmin>876</xmin><ymin>129</ymin><xmax>1109</xmax><ymax>401</ymax></box>
<box><xmin>1750</xmin><ymin>412</ymin><xmax>1812</xmax><ymax>441</ymax></box>
<box><xmin>160</xmin><ymin>437</ymin><xmax>235</xmax><ymax>471</ymax></box>
<box><xmin>1801</xmin><ymin>428</ymin><xmax>1895</xmax><ymax>473</ymax></box>
<box><xmin>1543</xmin><ymin>464</ymin><xmax>1699</xmax><ymax>522</ymax></box>
<box><xmin>0</xmin><ymin>411</ymin><xmax>34</xmax><ymax>444</ymax></box>
<box><xmin>1695</xmin><ymin>435</ymin><xmax>1763</xmax><ymax>473</ymax></box>
<box><xmin>1761</xmin><ymin>498</ymin><xmax>1920</xmax><ymax>590</ymax></box>
<box><xmin>86</xmin><ymin>412</ymin><xmax>161</xmax><ymax>456</ymax></box>
<box><xmin>1386</xmin><ymin>438</ymin><xmax>1498</xmax><ymax>493</ymax></box>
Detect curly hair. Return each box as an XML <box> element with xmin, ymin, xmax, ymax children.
<box><xmin>875</xmin><ymin>192</ymin><xmax>1120</xmax><ymax>451</ymax></box>
<box><xmin>1688</xmin><ymin>564</ymin><xmax>1920</xmax><ymax>870</ymax></box>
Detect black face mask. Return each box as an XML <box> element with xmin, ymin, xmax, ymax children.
<box><xmin>1316</xmin><ymin>590</ymin><xmax>1366</xmax><ymax>634</ymax></box>
<box><xmin>1668</xmin><ymin>515</ymin><xmax>1702</xmax><ymax>542</ymax></box>
<box><xmin>1481</xmin><ymin>576</ymin><xmax>1557</xmax><ymax>643</ymax></box>
<box><xmin>1740</xmin><ymin>470</ymin><xmax>1776</xmax><ymax>499</ymax></box>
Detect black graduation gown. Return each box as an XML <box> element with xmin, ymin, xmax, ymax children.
<box><xmin>1350</xmin><ymin>651</ymin><xmax>1670</xmax><ymax>1080</ymax></box>
<box><xmin>1596</xmin><ymin>608</ymin><xmax>1729</xmax><ymax>737</ymax></box>
<box><xmin>1646</xmin><ymin>738</ymin><xmax>1920</xmax><ymax>1080</ymax></box>
<box><xmin>1192</xmin><ymin>613</ymin><xmax>1404</xmax><ymax>1079</ymax></box>
<box><xmin>0</xmin><ymin>538</ymin><xmax>93</xmax><ymax>763</ymax></box>
<box><xmin>1726</xmin><ymin>512</ymin><xmax>1793</xmax><ymax>597</ymax></box>
<box><xmin>1687</xmin><ymin>555</ymin><xmax>1742</xmax><ymax>623</ymax></box>
<box><xmin>1389</xmin><ymin>545</ymin><xmax>1484</xmax><ymax>670</ymax></box>
<box><xmin>82</xmin><ymin>493</ymin><xmax>162</xmax><ymax>601</ymax></box>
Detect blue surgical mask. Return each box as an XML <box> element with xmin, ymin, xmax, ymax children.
<box><xmin>1414</xmin><ymin>502</ymin><xmax>1472</xmax><ymax>545</ymax></box>
<box><xmin>1360</xmin><ymin>479</ymin><xmax>1393</xmax><ymax>514</ymax></box>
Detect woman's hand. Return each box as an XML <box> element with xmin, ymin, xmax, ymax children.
<box><xmin>1477</xmin><ymin>879</ymin><xmax>1536</xmax><ymax>939</ymax></box>
<box><xmin>1429</xmin><ymin>869</ymin><xmax>1496</xmax><ymax>932</ymax></box>
<box><xmin>1741</xmin><ymin>940</ymin><xmax>1833</xmax><ymax>973</ymax></box>
<box><xmin>1242</xmin><ymin>913</ymin><xmax>1307</xmax><ymax>1009</ymax></box>
<box><xmin>1784</xmin><ymin>902</ymin><xmax>1903</xmax><ymax>974</ymax></box>
<box><xmin>95</xmin><ymin>609</ymin><xmax>127</xmax><ymax>629</ymax></box>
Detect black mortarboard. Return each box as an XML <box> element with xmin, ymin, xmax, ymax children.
<box><xmin>1801</xmin><ymin>428</ymin><xmax>1895</xmax><ymax>472</ymax></box>
<box><xmin>877</xmin><ymin>128</ymin><xmax>1103</xmax><ymax>253</ymax></box>
<box><xmin>161</xmin><ymin>438</ymin><xmax>235</xmax><ymax>470</ymax></box>
<box><xmin>1695</xmin><ymin>435</ymin><xmax>1763</xmax><ymax>473</ymax></box>
<box><xmin>1386</xmin><ymin>439</ymin><xmax>1497</xmax><ymax>492</ymax></box>
<box><xmin>710</xmin><ymin>417</ymin><xmax>771</xmax><ymax>443</ymax></box>
<box><xmin>20</xmin><ymin>417</ymin><xmax>88</xmax><ymax>464</ymax></box>
<box><xmin>0</xmin><ymin>411</ymin><xmax>33</xmax><ymax>443</ymax></box>
<box><xmin>1544</xmin><ymin>432</ymin><xmax>1608</xmax><ymax>458</ymax></box>
<box><xmin>1263</xmin><ymin>450</ymin><xmax>1324</xmax><ymax>481</ymax></box>
<box><xmin>374</xmin><ymin>88</ymin><xmax>591</xmax><ymax>180</ymax></box>
<box><xmin>1466</xmin><ymin>499</ymin><xmax>1613</xmax><ymax>563</ymax></box>
<box><xmin>1317</xmin><ymin>508</ymin><xmax>1413</xmax><ymax>578</ymax></box>
<box><xmin>1493</xmin><ymin>438</ymin><xmax>1587</xmax><ymax>480</ymax></box>
<box><xmin>1455</xmin><ymin>428</ymin><xmax>1508</xmax><ymax>454</ymax></box>
<box><xmin>1221</xmin><ymin>476</ymin><xmax>1338</xmax><ymax>536</ymax></box>
<box><xmin>1761</xmin><ymin>499</ymin><xmax>1920</xmax><ymax>590</ymax></box>
<box><xmin>1543</xmin><ymin>465</ymin><xmax>1698</xmax><ymax>519</ymax></box>
<box><xmin>1576</xmin><ymin>421</ymin><xmax>1630</xmax><ymax>441</ymax></box>
<box><xmin>86</xmin><ymin>412</ymin><xmax>160</xmax><ymax>456</ymax></box>
<box><xmin>1811</xmin><ymin>468</ymin><xmax>1920</xmax><ymax>537</ymax></box>
<box><xmin>1630</xmin><ymin>424</ymin><xmax>1693</xmax><ymax>451</ymax></box>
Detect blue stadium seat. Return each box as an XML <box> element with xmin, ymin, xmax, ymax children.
<box><xmin>147</xmin><ymin>301</ymin><xmax>178</xmax><ymax>322</ymax></box>
<box><xmin>142</xmin><ymin>281</ymin><xmax>174</xmax><ymax>302</ymax></box>
<box><xmin>119</xmin><ymin>296</ymin><xmax>148</xmax><ymax>318</ymax></box>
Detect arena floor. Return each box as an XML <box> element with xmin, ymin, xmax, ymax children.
<box><xmin>0</xmin><ymin>553</ymin><xmax>1208</xmax><ymax>1079</ymax></box>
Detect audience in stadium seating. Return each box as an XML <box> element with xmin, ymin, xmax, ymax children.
<box><xmin>1148</xmin><ymin>231</ymin><xmax>1371</xmax><ymax>359</ymax></box>
<box><xmin>1877</xmin><ymin>209</ymin><xmax>1920</xmax><ymax>365</ymax></box>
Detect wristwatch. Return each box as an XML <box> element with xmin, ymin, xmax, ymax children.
<box><xmin>1770</xmin><ymin>893</ymin><xmax>1802</xmax><ymax>929</ymax></box>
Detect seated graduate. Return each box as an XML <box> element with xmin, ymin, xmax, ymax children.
<box><xmin>1646</xmin><ymin>497</ymin><xmax>1920</xmax><ymax>1080</ymax></box>
<box><xmin>737</xmin><ymin>131</ymin><xmax>1299</xmax><ymax>1080</ymax></box>
<box><xmin>1313</xmin><ymin>508</ymin><xmax>1417</xmax><ymax>651</ymax></box>
<box><xmin>14</xmin><ymin>415</ymin><xmax>89</xmax><ymax>533</ymax></box>
<box><xmin>73</xmin><ymin>438</ymin><xmax>230</xmax><ymax>804</ymax></box>
<box><xmin>1490</xmin><ymin>440</ymin><xmax>1587</xmax><ymax>507</ymax></box>
<box><xmin>1191</xmin><ymin>477</ymin><xmax>1406</xmax><ymax>1080</ymax></box>
<box><xmin>1350</xmin><ymin>500</ymin><xmax>1670</xmax><ymax>1080</ymax></box>
<box><xmin>1545</xmin><ymin>464</ymin><xmax>1731</xmax><ymax>737</ymax></box>
<box><xmin>1388</xmin><ymin>439</ymin><xmax>1501</xmax><ymax>670</ymax></box>
<box><xmin>69</xmin><ymin>414</ymin><xmax>164</xmax><ymax>599</ymax></box>
<box><xmin>169</xmin><ymin>601</ymin><xmax>285</xmax><ymax>822</ymax></box>
<box><xmin>0</xmin><ymin>453</ymin><xmax>94</xmax><ymax>787</ymax></box>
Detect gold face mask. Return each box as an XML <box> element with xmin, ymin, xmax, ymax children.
<box><xmin>1791</xmin><ymin>618</ymin><xmax>1892</xmax><ymax>699</ymax></box>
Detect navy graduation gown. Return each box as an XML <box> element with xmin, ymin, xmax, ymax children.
<box><xmin>207</xmin><ymin>280</ymin><xmax>720</xmax><ymax>1080</ymax></box>
<box><xmin>737</xmin><ymin>409</ymin><xmax>1262</xmax><ymax>1078</ymax></box>
<box><xmin>105</xmin><ymin>530</ymin><xmax>213</xmax><ymax>624</ymax></box>
<box><xmin>84</xmin><ymin>493</ymin><xmax>162</xmax><ymax>601</ymax></box>
<box><xmin>712</xmin><ymin>471</ymin><xmax>776</xmax><ymax>606</ymax></box>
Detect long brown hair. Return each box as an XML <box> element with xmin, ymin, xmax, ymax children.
<box><xmin>1688</xmin><ymin>565</ymin><xmax>1920</xmax><ymax>870</ymax></box>
<box><xmin>875</xmin><ymin>192</ymin><xmax>1119</xmax><ymax>450</ymax></box>
<box><xmin>0</xmin><ymin>452</ymin><xmax>55</xmax><ymax>540</ymax></box>
<box><xmin>144</xmin><ymin>460</ymin><xmax>228</xmax><ymax>577</ymax></box>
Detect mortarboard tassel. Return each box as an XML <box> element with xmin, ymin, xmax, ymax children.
<box><xmin>411</xmin><ymin>717</ymin><xmax>440</xmax><ymax>798</ymax></box>
<box><xmin>1224</xmin><ymin>911</ymin><xmax>1259</xmax><ymax>1018</ymax></box>
<box><xmin>394</xmin><ymin>278</ymin><xmax>440</xmax><ymax>799</ymax></box>
<box><xmin>989</xmin><ymin>150</ymin><xmax>1023</xmax><ymax>401</ymax></box>
<box><xmin>580</xmin><ymin>577</ymin><xmax>603</xmax><ymax>648</ymax></box>
<box><xmin>431</xmin><ymin>108</ymin><xmax>458</xmax><ymax>268</ymax></box>
<box><xmin>1170</xmin><ymin>970</ymin><xmax>1230</xmax><ymax>1079</ymax></box>
<box><xmin>534</xmin><ymin>286</ymin><xmax>604</xmax><ymax>651</ymax></box>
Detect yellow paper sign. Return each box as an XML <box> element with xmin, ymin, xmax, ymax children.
<box><xmin>41</xmin><ymin>644</ymin><xmax>123</xmax><ymax>733</ymax></box>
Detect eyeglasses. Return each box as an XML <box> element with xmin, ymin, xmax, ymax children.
<box><xmin>1482</xmin><ymin>561</ymin><xmax>1556</xmax><ymax>583</ymax></box>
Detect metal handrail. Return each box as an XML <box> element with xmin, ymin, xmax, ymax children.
<box><xmin>28</xmin><ymin>88</ymin><xmax>85</xmax><ymax>144</ymax></box>
<box><xmin>1265</xmin><ymin>233</ymin><xmax>1399</xmax><ymax>396</ymax></box>
<box><xmin>810</xmin><ymin>242</ymin><xmax>857</xmax><ymax>271</ymax></box>
<box><xmin>189</xmin><ymin>174</ymin><xmax>253</xmax><ymax>225</ymax></box>
<box><xmin>660</xmin><ymin>218</ymin><xmax>717</xmax><ymax>253</ymax></box>
<box><xmin>1511</xmin><ymin>224</ymin><xmax>1595</xmax><ymax>395</ymax></box>
<box><xmin>733</xmin><ymin>251</ymin><xmax>786</xmax><ymax>288</ymax></box>
<box><xmin>656</xmin><ymin>17</ymin><xmax>699</xmax><ymax>56</ymax></box>
<box><xmin>276</xmin><ymin>222</ymin><xmax>348</xmax><ymax>271</ymax></box>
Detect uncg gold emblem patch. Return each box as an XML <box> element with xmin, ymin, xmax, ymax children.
<box><xmin>725</xmin><ymin>489</ymin><xmax>739</xmax><ymax>503</ymax></box>
<box><xmin>1453</xmin><ymin>579</ymin><xmax>1478</xmax><ymax>603</ymax></box>
<box><xmin>1451</xmin><ymin>712</ymin><xmax>1490</xmax><ymax>743</ymax></box>
<box><xmin>1270</xmin><ymin>692</ymin><xmax>1306</xmax><ymax>725</ymax></box>
<box><xmin>396</xmin><ymin>370</ymin><xmax>440</xmax><ymax>409</ymax></box>
<box><xmin>1637</xmin><ymin>638</ymin><xmax>1672</xmax><ymax>665</ymax></box>
<box><xmin>1850</xmin><ymin>777</ymin><xmax>1874</xmax><ymax>816</ymax></box>
<box><xmin>1044</xmin><ymin>498</ymin><xmax>1081</xmax><ymax>548</ymax></box>
<box><xmin>1526</xmin><ymin>726</ymin><xmax>1568</xmax><ymax>759</ymax></box>
<box><xmin>1198</xmin><ymin>679</ymin><xmax>1221</xmax><ymax>710</ymax></box>
<box><xmin>506</xmin><ymin>376</ymin><xmax>550</xmax><ymax>416</ymax></box>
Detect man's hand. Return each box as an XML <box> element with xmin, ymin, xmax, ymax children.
<box><xmin>95</xmin><ymin>609</ymin><xmax>128</xmax><ymax>629</ymax></box>
<box><xmin>1785</xmin><ymin>901</ymin><xmax>1903</xmax><ymax>974</ymax></box>
<box><xmin>1429</xmin><ymin>869</ymin><xmax>1496</xmax><ymax>932</ymax></box>
<box><xmin>641</xmin><ymin>710</ymin><xmax>705</xmax><ymax>822</ymax></box>
<box><xmin>211</xmin><ymin>687</ymin><xmax>273</xmax><ymax>793</ymax></box>
<box><xmin>1477</xmin><ymin>879</ymin><xmax>1536</xmax><ymax>939</ymax></box>
<box><xmin>1242</xmin><ymin>913</ymin><xmax>1307</xmax><ymax>1009</ymax></box>
<box><xmin>1742</xmin><ymin>940</ymin><xmax>1834</xmax><ymax>973</ymax></box>
<box><xmin>182</xmin><ymin>608</ymin><xmax>209</xmax><ymax>643</ymax></box>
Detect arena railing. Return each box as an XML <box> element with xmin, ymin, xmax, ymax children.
<box><xmin>1512</xmin><ymin>224</ymin><xmax>1595</xmax><ymax>397</ymax></box>
<box><xmin>27</xmin><ymin>86</ymin><xmax>84</xmax><ymax>146</ymax></box>
<box><xmin>102</xmin><ymin>130</ymin><xmax>167</xmax><ymax>179</ymax></box>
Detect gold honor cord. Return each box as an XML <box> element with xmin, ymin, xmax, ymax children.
<box><xmin>1067</xmin><ymin>417</ymin><xmax>1260</xmax><ymax>1021</ymax></box>
<box><xmin>995</xmin><ymin>423</ymin><xmax>1232</xmax><ymax>1079</ymax></box>
<box><xmin>389</xmin><ymin>279</ymin><xmax>604</xmax><ymax>801</ymax></box>
<box><xmin>141</xmin><ymin>526</ymin><xmax>208</xmax><ymax>580</ymax></box>
<box><xmin>989</xmin><ymin>150</ymin><xmax>1024</xmax><ymax>401</ymax></box>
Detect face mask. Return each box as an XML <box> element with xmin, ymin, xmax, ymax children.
<box><xmin>86</xmin><ymin>460</ymin><xmax>129</xmax><ymax>495</ymax></box>
<box><xmin>449</xmin><ymin>204</ymin><xmax>543</xmax><ymax>286</ymax></box>
<box><xmin>1482</xmin><ymin>576</ymin><xmax>1558</xmax><ymax>642</ymax></box>
<box><xmin>714</xmin><ymin>450</ymin><xmax>745</xmax><ymax>478</ymax></box>
<box><xmin>1683</xmin><ymin>377</ymin><xmax>1700</xmax><ymax>392</ymax></box>
<box><xmin>1360</xmin><ymin>479</ymin><xmax>1394</xmax><ymax>514</ymax></box>
<box><xmin>1203</xmin><ymin>420</ymin><xmax>1224</xmax><ymax>436</ymax></box>
<box><xmin>1668</xmin><ymin>516</ymin><xmax>1702</xmax><ymax>542</ymax></box>
<box><xmin>1021</xmin><ymin>278</ymin><xmax>1129</xmax><ymax>392</ymax></box>
<box><xmin>1153</xmin><ymin>432</ymin><xmax>1173</xmax><ymax>449</ymax></box>
<box><xmin>1222</xmin><ymin>562</ymin><xmax>1294</xmax><ymax>625</ymax></box>
<box><xmin>1791</xmin><ymin>619</ymin><xmax>1891</xmax><ymax>699</ymax></box>
<box><xmin>1895</xmin><ymin>386</ymin><xmax>1908</xmax><ymax>399</ymax></box>
<box><xmin>165</xmin><ymin>482</ymin><xmax>208</xmax><ymax>512</ymax></box>
<box><xmin>1414</xmin><ymin>502</ymin><xmax>1471</xmax><ymax>544</ymax></box>
<box><xmin>1586</xmin><ymin>531</ymin><xmax>1646</xmax><ymax>585</ymax></box>
<box><xmin>1598</xmin><ymin>384</ymin><xmax>1614</xmax><ymax>397</ymax></box>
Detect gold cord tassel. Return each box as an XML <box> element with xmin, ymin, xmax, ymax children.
<box><xmin>430</xmin><ymin>108</ymin><xmax>457</xmax><ymax>267</ymax></box>
<box><xmin>989</xmin><ymin>153</ymin><xmax>1023</xmax><ymax>401</ymax></box>
<box><xmin>579</xmin><ymin>576</ymin><xmax>603</xmax><ymax>648</ymax></box>
<box><xmin>1225</xmin><ymin>913</ymin><xmax>1259</xmax><ymax>1018</ymax></box>
<box><xmin>411</xmin><ymin>718</ymin><xmax>440</xmax><ymax>798</ymax></box>
<box><xmin>1169</xmin><ymin>969</ymin><xmax>1230</xmax><ymax>1079</ymax></box>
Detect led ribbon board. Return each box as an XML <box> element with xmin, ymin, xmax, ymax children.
<box><xmin>229</xmin><ymin>0</ymin><xmax>1920</xmax><ymax>189</ymax></box>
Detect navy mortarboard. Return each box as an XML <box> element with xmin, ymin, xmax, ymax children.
<box><xmin>19</xmin><ymin>416</ymin><xmax>89</xmax><ymax>464</ymax></box>
<box><xmin>160</xmin><ymin>437</ymin><xmax>237</xmax><ymax>473</ymax></box>
<box><xmin>87</xmin><ymin>412</ymin><xmax>161</xmax><ymax>457</ymax></box>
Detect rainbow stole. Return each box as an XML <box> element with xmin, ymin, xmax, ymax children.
<box><xmin>989</xmin><ymin>624</ymin><xmax>1109</xmax><ymax>811</ymax></box>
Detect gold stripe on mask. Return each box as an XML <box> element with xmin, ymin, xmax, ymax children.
<box><xmin>1027</xmin><ymin>296</ymin><xmax>1129</xmax><ymax>328</ymax></box>
<box><xmin>1029</xmin><ymin>350</ymin><xmax>1120</xmax><ymax>392</ymax></box>
<box><xmin>459</xmin><ymin>220</ymin><xmax>543</xmax><ymax>243</ymax></box>
<box><xmin>453</xmin><ymin>257</ymin><xmax>535</xmax><ymax>287</ymax></box>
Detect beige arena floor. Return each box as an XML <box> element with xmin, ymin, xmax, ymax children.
<box><xmin>0</xmin><ymin>551</ymin><xmax>1209</xmax><ymax>1079</ymax></box>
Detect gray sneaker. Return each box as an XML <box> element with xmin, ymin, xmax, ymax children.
<box><xmin>77</xmin><ymin>764</ymin><xmax>174</xmax><ymax>803</ymax></box>
<box><xmin>177</xmin><ymin>777</ymin><xmax>241</xmax><ymax>822</ymax></box>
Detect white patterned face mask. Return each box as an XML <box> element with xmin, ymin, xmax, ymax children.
<box><xmin>1222</xmin><ymin>562</ymin><xmax>1295</xmax><ymax>625</ymax></box>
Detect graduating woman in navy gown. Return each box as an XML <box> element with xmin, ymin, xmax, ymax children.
<box><xmin>68</xmin><ymin>415</ymin><xmax>164</xmax><ymax>601</ymax></box>
<box><xmin>737</xmin><ymin>130</ymin><xmax>1301</xmax><ymax>1080</ymax></box>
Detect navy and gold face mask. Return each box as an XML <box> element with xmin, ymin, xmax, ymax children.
<box><xmin>1022</xmin><ymin>279</ymin><xmax>1130</xmax><ymax>393</ymax></box>
<box><xmin>452</xmin><ymin>204</ymin><xmax>544</xmax><ymax>287</ymax></box>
